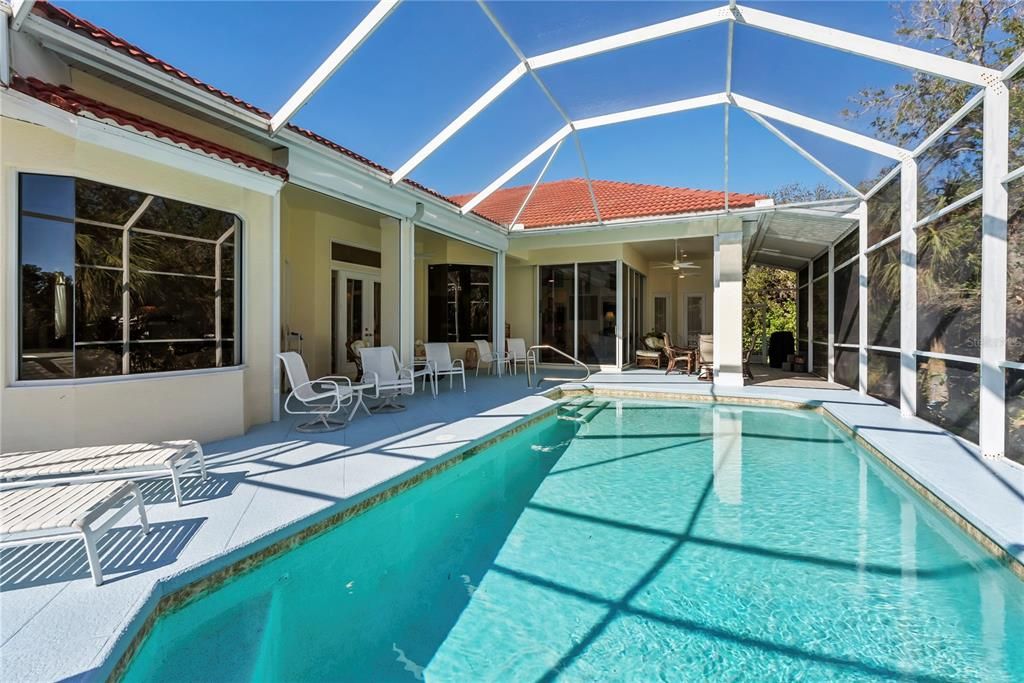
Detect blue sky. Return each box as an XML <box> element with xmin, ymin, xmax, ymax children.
<box><xmin>59</xmin><ymin>1</ymin><xmax>922</xmax><ymax>197</ymax></box>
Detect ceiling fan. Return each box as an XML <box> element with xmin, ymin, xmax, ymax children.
<box><xmin>652</xmin><ymin>240</ymin><xmax>701</xmax><ymax>274</ymax></box>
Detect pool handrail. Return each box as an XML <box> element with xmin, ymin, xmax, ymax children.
<box><xmin>526</xmin><ymin>345</ymin><xmax>591</xmax><ymax>387</ymax></box>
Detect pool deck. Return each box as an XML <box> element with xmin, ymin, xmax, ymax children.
<box><xmin>2</xmin><ymin>367</ymin><xmax>1022</xmax><ymax>682</ymax></box>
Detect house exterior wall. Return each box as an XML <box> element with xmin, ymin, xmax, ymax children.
<box><xmin>0</xmin><ymin>117</ymin><xmax>277</xmax><ymax>451</ymax></box>
<box><xmin>280</xmin><ymin>184</ymin><xmax>387</xmax><ymax>380</ymax></box>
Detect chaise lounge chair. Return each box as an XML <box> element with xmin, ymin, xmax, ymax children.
<box><xmin>0</xmin><ymin>481</ymin><xmax>149</xmax><ymax>586</ymax></box>
<box><xmin>0</xmin><ymin>440</ymin><xmax>206</xmax><ymax>506</ymax></box>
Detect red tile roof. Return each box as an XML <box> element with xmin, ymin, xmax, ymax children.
<box><xmin>452</xmin><ymin>179</ymin><xmax>767</xmax><ymax>228</ymax></box>
<box><xmin>11</xmin><ymin>76</ymin><xmax>289</xmax><ymax>180</ymax></box>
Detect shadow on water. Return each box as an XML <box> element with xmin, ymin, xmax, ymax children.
<box><xmin>122</xmin><ymin>417</ymin><xmax>581</xmax><ymax>683</ymax></box>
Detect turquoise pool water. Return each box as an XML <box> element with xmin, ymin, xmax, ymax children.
<box><xmin>123</xmin><ymin>401</ymin><xmax>1024</xmax><ymax>682</ymax></box>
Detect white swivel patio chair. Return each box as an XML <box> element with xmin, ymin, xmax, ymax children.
<box><xmin>359</xmin><ymin>346</ymin><xmax>415</xmax><ymax>411</ymax></box>
<box><xmin>474</xmin><ymin>340</ymin><xmax>510</xmax><ymax>376</ymax></box>
<box><xmin>278</xmin><ymin>352</ymin><xmax>357</xmax><ymax>432</ymax></box>
<box><xmin>425</xmin><ymin>343</ymin><xmax>466</xmax><ymax>393</ymax></box>
<box><xmin>506</xmin><ymin>338</ymin><xmax>537</xmax><ymax>376</ymax></box>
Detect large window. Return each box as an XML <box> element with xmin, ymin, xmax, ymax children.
<box><xmin>426</xmin><ymin>264</ymin><xmax>492</xmax><ymax>343</ymax></box>
<box><xmin>538</xmin><ymin>264</ymin><xmax>575</xmax><ymax>363</ymax></box>
<box><xmin>18</xmin><ymin>174</ymin><xmax>241</xmax><ymax>380</ymax></box>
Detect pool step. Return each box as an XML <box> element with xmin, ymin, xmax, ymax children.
<box><xmin>557</xmin><ymin>399</ymin><xmax>609</xmax><ymax>424</ymax></box>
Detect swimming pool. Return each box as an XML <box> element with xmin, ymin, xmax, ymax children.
<box><xmin>121</xmin><ymin>400</ymin><xmax>1024</xmax><ymax>682</ymax></box>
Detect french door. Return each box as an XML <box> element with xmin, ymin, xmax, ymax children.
<box><xmin>333</xmin><ymin>269</ymin><xmax>381</xmax><ymax>375</ymax></box>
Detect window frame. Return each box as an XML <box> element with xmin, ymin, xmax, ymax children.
<box><xmin>10</xmin><ymin>170</ymin><xmax>246</xmax><ymax>386</ymax></box>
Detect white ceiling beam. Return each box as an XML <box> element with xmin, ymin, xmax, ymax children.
<box><xmin>745</xmin><ymin>109</ymin><xmax>866</xmax><ymax>199</ymax></box>
<box><xmin>527</xmin><ymin>5</ymin><xmax>732</xmax><ymax>70</ymax></box>
<box><xmin>270</xmin><ymin>0</ymin><xmax>400</xmax><ymax>133</ymax></box>
<box><xmin>574</xmin><ymin>93</ymin><xmax>728</xmax><ymax>130</ymax></box>
<box><xmin>460</xmin><ymin>125</ymin><xmax>572</xmax><ymax>214</ymax></box>
<box><xmin>391</xmin><ymin>62</ymin><xmax>527</xmax><ymax>183</ymax></box>
<box><xmin>732</xmin><ymin>93</ymin><xmax>909</xmax><ymax>160</ymax></box>
<box><xmin>734</xmin><ymin>5</ymin><xmax>999</xmax><ymax>86</ymax></box>
<box><xmin>10</xmin><ymin>0</ymin><xmax>36</xmax><ymax>31</ymax></box>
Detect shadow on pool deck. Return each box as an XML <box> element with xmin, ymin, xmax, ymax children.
<box><xmin>1</xmin><ymin>519</ymin><xmax>206</xmax><ymax>590</ymax></box>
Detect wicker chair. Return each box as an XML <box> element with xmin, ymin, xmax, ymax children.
<box><xmin>663</xmin><ymin>333</ymin><xmax>692</xmax><ymax>375</ymax></box>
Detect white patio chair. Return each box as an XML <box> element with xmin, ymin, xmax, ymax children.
<box><xmin>359</xmin><ymin>346</ymin><xmax>415</xmax><ymax>411</ymax></box>
<box><xmin>278</xmin><ymin>351</ymin><xmax>357</xmax><ymax>432</ymax></box>
<box><xmin>425</xmin><ymin>343</ymin><xmax>466</xmax><ymax>392</ymax></box>
<box><xmin>506</xmin><ymin>338</ymin><xmax>537</xmax><ymax>376</ymax></box>
<box><xmin>474</xmin><ymin>340</ymin><xmax>510</xmax><ymax>376</ymax></box>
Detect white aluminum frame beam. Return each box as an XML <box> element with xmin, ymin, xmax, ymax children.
<box><xmin>9</xmin><ymin>0</ymin><xmax>35</xmax><ymax>31</ymax></box>
<box><xmin>511</xmin><ymin>137</ymin><xmax>564</xmax><ymax>227</ymax></box>
<box><xmin>269</xmin><ymin>0</ymin><xmax>401</xmax><ymax>133</ymax></box>
<box><xmin>461</xmin><ymin>125</ymin><xmax>572</xmax><ymax>214</ymax></box>
<box><xmin>732</xmin><ymin>94</ymin><xmax>909</xmax><ymax>160</ymax></box>
<box><xmin>393</xmin><ymin>5</ymin><xmax>730</xmax><ymax>183</ymax></box>
<box><xmin>527</xmin><ymin>5</ymin><xmax>732</xmax><ymax>70</ymax></box>
<box><xmin>391</xmin><ymin>63</ymin><xmax>526</xmax><ymax>183</ymax></box>
<box><xmin>979</xmin><ymin>84</ymin><xmax>1009</xmax><ymax>458</ymax></box>
<box><xmin>734</xmin><ymin>5</ymin><xmax>1000</xmax><ymax>86</ymax></box>
<box><xmin>745</xmin><ymin>109</ymin><xmax>865</xmax><ymax>198</ymax></box>
<box><xmin>464</xmin><ymin>91</ymin><xmax>902</xmax><ymax>216</ymax></box>
<box><xmin>476</xmin><ymin>1</ymin><xmax>603</xmax><ymax>223</ymax></box>
<box><xmin>899</xmin><ymin>157</ymin><xmax>918</xmax><ymax>418</ymax></box>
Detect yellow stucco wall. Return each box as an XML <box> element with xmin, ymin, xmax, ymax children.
<box><xmin>280</xmin><ymin>184</ymin><xmax>391</xmax><ymax>380</ymax></box>
<box><xmin>0</xmin><ymin>117</ymin><xmax>277</xmax><ymax>450</ymax></box>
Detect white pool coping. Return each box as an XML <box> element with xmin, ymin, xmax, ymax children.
<box><xmin>0</xmin><ymin>370</ymin><xmax>1021</xmax><ymax>682</ymax></box>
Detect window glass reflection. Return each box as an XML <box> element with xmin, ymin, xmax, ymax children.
<box><xmin>18</xmin><ymin>173</ymin><xmax>241</xmax><ymax>380</ymax></box>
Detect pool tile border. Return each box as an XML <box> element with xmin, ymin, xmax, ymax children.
<box><xmin>107</xmin><ymin>388</ymin><xmax>1022</xmax><ymax>681</ymax></box>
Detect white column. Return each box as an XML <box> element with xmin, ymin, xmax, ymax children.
<box><xmin>615</xmin><ymin>259</ymin><xmax>624</xmax><ymax>369</ymax></box>
<box><xmin>398</xmin><ymin>217</ymin><xmax>415</xmax><ymax>367</ymax></box>
<box><xmin>858</xmin><ymin>200</ymin><xmax>869</xmax><ymax>393</ymax></box>
<box><xmin>900</xmin><ymin>158</ymin><xmax>918</xmax><ymax>418</ymax></box>
<box><xmin>827</xmin><ymin>244</ymin><xmax>835</xmax><ymax>383</ymax></box>
<box><xmin>493</xmin><ymin>250</ymin><xmax>506</xmax><ymax>376</ymax></box>
<box><xmin>807</xmin><ymin>259</ymin><xmax>814</xmax><ymax>373</ymax></box>
<box><xmin>980</xmin><ymin>84</ymin><xmax>1009</xmax><ymax>458</ymax></box>
<box><xmin>713</xmin><ymin>225</ymin><xmax>744</xmax><ymax>386</ymax></box>
<box><xmin>271</xmin><ymin>191</ymin><xmax>282</xmax><ymax>421</ymax></box>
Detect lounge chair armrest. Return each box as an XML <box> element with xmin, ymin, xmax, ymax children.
<box><xmin>452</xmin><ymin>359</ymin><xmax>464</xmax><ymax>370</ymax></box>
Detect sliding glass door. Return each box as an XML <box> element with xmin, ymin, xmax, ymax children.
<box><xmin>538</xmin><ymin>261</ymin><xmax>626</xmax><ymax>366</ymax></box>
<box><xmin>622</xmin><ymin>265</ymin><xmax>645</xmax><ymax>366</ymax></box>
<box><xmin>539</xmin><ymin>265</ymin><xmax>575</xmax><ymax>363</ymax></box>
<box><xmin>577</xmin><ymin>262</ymin><xmax>617</xmax><ymax>365</ymax></box>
